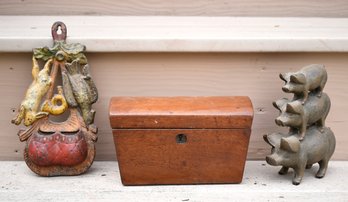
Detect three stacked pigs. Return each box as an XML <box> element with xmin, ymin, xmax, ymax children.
<box><xmin>264</xmin><ymin>64</ymin><xmax>336</xmax><ymax>185</ymax></box>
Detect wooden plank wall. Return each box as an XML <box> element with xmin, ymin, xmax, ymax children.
<box><xmin>0</xmin><ymin>0</ymin><xmax>348</xmax><ymax>17</ymax></box>
<box><xmin>1</xmin><ymin>52</ymin><xmax>347</xmax><ymax>160</ymax></box>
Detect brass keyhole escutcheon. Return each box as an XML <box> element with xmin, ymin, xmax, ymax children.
<box><xmin>176</xmin><ymin>134</ymin><xmax>187</xmax><ymax>144</ymax></box>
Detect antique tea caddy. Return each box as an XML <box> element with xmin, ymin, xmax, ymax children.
<box><xmin>109</xmin><ymin>96</ymin><xmax>253</xmax><ymax>185</ymax></box>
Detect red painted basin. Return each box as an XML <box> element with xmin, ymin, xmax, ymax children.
<box><xmin>27</xmin><ymin>130</ymin><xmax>88</xmax><ymax>166</ymax></box>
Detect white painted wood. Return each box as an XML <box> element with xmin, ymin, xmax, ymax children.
<box><xmin>1</xmin><ymin>16</ymin><xmax>348</xmax><ymax>52</ymax></box>
<box><xmin>0</xmin><ymin>161</ymin><xmax>347</xmax><ymax>201</ymax></box>
<box><xmin>1</xmin><ymin>0</ymin><xmax>348</xmax><ymax>17</ymax></box>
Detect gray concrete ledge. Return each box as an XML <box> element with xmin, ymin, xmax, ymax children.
<box><xmin>0</xmin><ymin>161</ymin><xmax>347</xmax><ymax>201</ymax></box>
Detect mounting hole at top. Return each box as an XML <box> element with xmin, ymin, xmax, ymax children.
<box><xmin>51</xmin><ymin>21</ymin><xmax>67</xmax><ymax>41</ymax></box>
<box><xmin>57</xmin><ymin>26</ymin><xmax>62</xmax><ymax>35</ymax></box>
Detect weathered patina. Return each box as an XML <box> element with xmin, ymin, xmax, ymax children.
<box><xmin>264</xmin><ymin>65</ymin><xmax>335</xmax><ymax>185</ymax></box>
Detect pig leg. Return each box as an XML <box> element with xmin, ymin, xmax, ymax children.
<box><xmin>293</xmin><ymin>163</ymin><xmax>306</xmax><ymax>185</ymax></box>
<box><xmin>317</xmin><ymin>117</ymin><xmax>326</xmax><ymax>133</ymax></box>
<box><xmin>316</xmin><ymin>159</ymin><xmax>329</xmax><ymax>178</ymax></box>
<box><xmin>316</xmin><ymin>89</ymin><xmax>323</xmax><ymax>98</ymax></box>
<box><xmin>306</xmin><ymin>164</ymin><xmax>313</xmax><ymax>169</ymax></box>
<box><xmin>278</xmin><ymin>166</ymin><xmax>289</xmax><ymax>175</ymax></box>
<box><xmin>301</xmin><ymin>90</ymin><xmax>308</xmax><ymax>105</ymax></box>
<box><xmin>299</xmin><ymin>122</ymin><xmax>307</xmax><ymax>140</ymax></box>
<box><xmin>316</xmin><ymin>79</ymin><xmax>326</xmax><ymax>98</ymax></box>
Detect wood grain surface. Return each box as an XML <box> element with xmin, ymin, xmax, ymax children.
<box><xmin>1</xmin><ymin>0</ymin><xmax>348</xmax><ymax>17</ymax></box>
<box><xmin>2</xmin><ymin>52</ymin><xmax>348</xmax><ymax>161</ymax></box>
<box><xmin>113</xmin><ymin>129</ymin><xmax>250</xmax><ymax>185</ymax></box>
<box><xmin>110</xmin><ymin>96</ymin><xmax>252</xmax><ymax>184</ymax></box>
<box><xmin>109</xmin><ymin>96</ymin><xmax>253</xmax><ymax>129</ymax></box>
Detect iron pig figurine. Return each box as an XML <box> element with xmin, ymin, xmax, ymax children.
<box><xmin>280</xmin><ymin>64</ymin><xmax>327</xmax><ymax>104</ymax></box>
<box><xmin>264</xmin><ymin>64</ymin><xmax>335</xmax><ymax>185</ymax></box>
<box><xmin>264</xmin><ymin>126</ymin><xmax>335</xmax><ymax>185</ymax></box>
<box><xmin>274</xmin><ymin>92</ymin><xmax>331</xmax><ymax>140</ymax></box>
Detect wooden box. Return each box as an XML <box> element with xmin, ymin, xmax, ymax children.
<box><xmin>109</xmin><ymin>96</ymin><xmax>253</xmax><ymax>185</ymax></box>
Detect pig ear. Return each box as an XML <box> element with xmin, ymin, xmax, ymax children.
<box><xmin>286</xmin><ymin>102</ymin><xmax>301</xmax><ymax>114</ymax></box>
<box><xmin>263</xmin><ymin>134</ymin><xmax>275</xmax><ymax>147</ymax></box>
<box><xmin>280</xmin><ymin>136</ymin><xmax>300</xmax><ymax>153</ymax></box>
<box><xmin>279</xmin><ymin>73</ymin><xmax>288</xmax><ymax>82</ymax></box>
<box><xmin>273</xmin><ymin>98</ymin><xmax>289</xmax><ymax>112</ymax></box>
<box><xmin>272</xmin><ymin>101</ymin><xmax>281</xmax><ymax>111</ymax></box>
<box><xmin>263</xmin><ymin>132</ymin><xmax>283</xmax><ymax>147</ymax></box>
<box><xmin>290</xmin><ymin>73</ymin><xmax>306</xmax><ymax>84</ymax></box>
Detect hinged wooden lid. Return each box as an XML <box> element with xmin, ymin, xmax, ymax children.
<box><xmin>109</xmin><ymin>96</ymin><xmax>253</xmax><ymax>129</ymax></box>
